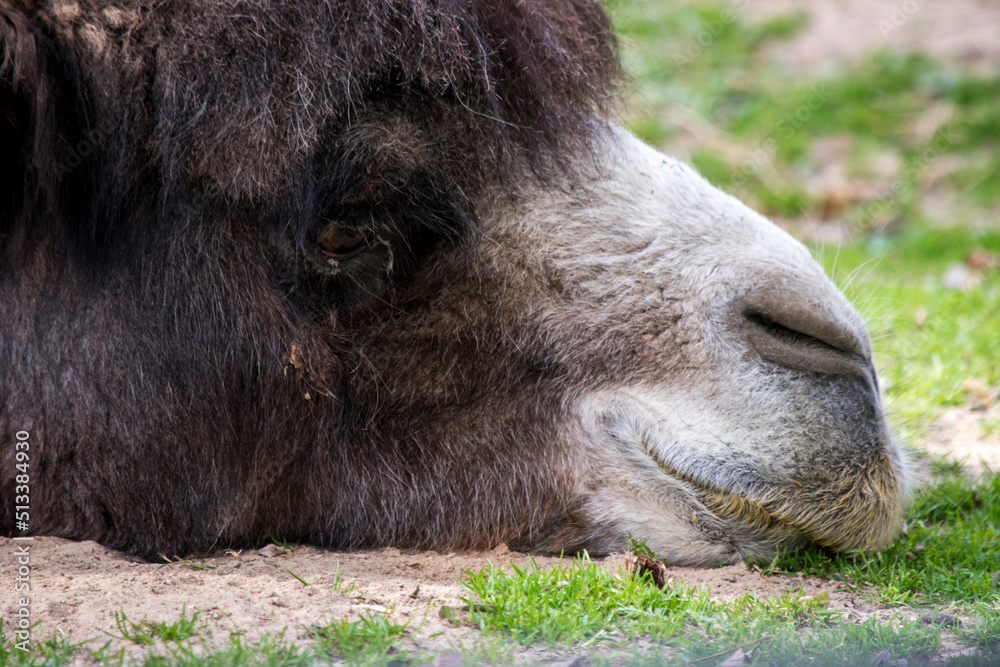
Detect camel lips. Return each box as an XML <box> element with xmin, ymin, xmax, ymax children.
<box><xmin>640</xmin><ymin>443</ymin><xmax>809</xmax><ymax>539</ymax></box>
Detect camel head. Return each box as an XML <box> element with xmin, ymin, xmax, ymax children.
<box><xmin>0</xmin><ymin>0</ymin><xmax>907</xmax><ymax>563</ymax></box>
<box><xmin>492</xmin><ymin>128</ymin><xmax>909</xmax><ymax>563</ymax></box>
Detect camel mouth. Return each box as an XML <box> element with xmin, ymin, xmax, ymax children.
<box><xmin>640</xmin><ymin>443</ymin><xmax>798</xmax><ymax>538</ymax></box>
<box><xmin>587</xmin><ymin>386</ymin><xmax>907</xmax><ymax>556</ymax></box>
<box><xmin>639</xmin><ymin>437</ymin><xmax>904</xmax><ymax>553</ymax></box>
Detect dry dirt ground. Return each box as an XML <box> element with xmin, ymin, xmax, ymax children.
<box><xmin>0</xmin><ymin>536</ymin><xmax>977</xmax><ymax>662</ymax></box>
<box><xmin>3</xmin><ymin>0</ymin><xmax>999</xmax><ymax>662</ymax></box>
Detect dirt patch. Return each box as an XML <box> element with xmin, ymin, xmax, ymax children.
<box><xmin>924</xmin><ymin>405</ymin><xmax>1000</xmax><ymax>479</ymax></box>
<box><xmin>747</xmin><ymin>0</ymin><xmax>1000</xmax><ymax>71</ymax></box>
<box><xmin>0</xmin><ymin>536</ymin><xmax>969</xmax><ymax>661</ymax></box>
<box><xmin>0</xmin><ymin>539</ymin><xmax>547</xmax><ymax>658</ymax></box>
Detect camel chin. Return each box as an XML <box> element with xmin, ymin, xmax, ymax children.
<box><xmin>502</xmin><ymin>127</ymin><xmax>910</xmax><ymax>565</ymax></box>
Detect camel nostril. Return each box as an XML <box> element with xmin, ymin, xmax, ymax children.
<box><xmin>745</xmin><ymin>312</ymin><xmax>846</xmax><ymax>354</ymax></box>
<box><xmin>736</xmin><ymin>291</ymin><xmax>871</xmax><ymax>378</ymax></box>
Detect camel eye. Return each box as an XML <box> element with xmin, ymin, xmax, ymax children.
<box><xmin>314</xmin><ymin>220</ymin><xmax>373</xmax><ymax>259</ymax></box>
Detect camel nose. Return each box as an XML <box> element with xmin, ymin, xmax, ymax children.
<box><xmin>736</xmin><ymin>282</ymin><xmax>873</xmax><ymax>379</ymax></box>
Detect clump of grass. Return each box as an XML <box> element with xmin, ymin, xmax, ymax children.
<box><xmin>956</xmin><ymin>603</ymin><xmax>1000</xmax><ymax>654</ymax></box>
<box><xmin>462</xmin><ymin>555</ymin><xmax>702</xmax><ymax>645</ymax></box>
<box><xmin>450</xmin><ymin>636</ymin><xmax>518</xmax><ymax>666</ymax></box>
<box><xmin>109</xmin><ymin>607</ymin><xmax>204</xmax><ymax>646</ymax></box>
<box><xmin>627</xmin><ymin>534</ymin><xmax>658</xmax><ymax>559</ymax></box>
<box><xmin>330</xmin><ymin>563</ymin><xmax>357</xmax><ymax>596</ymax></box>
<box><xmin>311</xmin><ymin>612</ymin><xmax>410</xmax><ymax>665</ymax></box>
<box><xmin>263</xmin><ymin>534</ymin><xmax>300</xmax><ymax>551</ymax></box>
<box><xmin>138</xmin><ymin>630</ymin><xmax>316</xmax><ymax>667</ymax></box>
<box><xmin>145</xmin><ymin>607</ymin><xmax>203</xmax><ymax>643</ymax></box>
<box><xmin>0</xmin><ymin>619</ymin><xmax>77</xmax><ymax>667</ymax></box>
<box><xmin>73</xmin><ymin>613</ymin><xmax>412</xmax><ymax>667</ymax></box>
<box><xmin>112</xmin><ymin>612</ymin><xmax>156</xmax><ymax>645</ymax></box>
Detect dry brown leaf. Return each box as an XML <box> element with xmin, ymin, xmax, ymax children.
<box><xmin>966</xmin><ymin>248</ymin><xmax>998</xmax><ymax>272</ymax></box>
<box><xmin>623</xmin><ymin>553</ymin><xmax>669</xmax><ymax>589</ymax></box>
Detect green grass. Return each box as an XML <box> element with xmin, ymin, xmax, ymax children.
<box><xmin>457</xmin><ymin>479</ymin><xmax>1000</xmax><ymax>662</ymax></box>
<box><xmin>759</xmin><ymin>471</ymin><xmax>1000</xmax><ymax>605</ymax></box>
<box><xmin>134</xmin><ymin>631</ymin><xmax>316</xmax><ymax>667</ymax></box>
<box><xmin>819</xmin><ymin>224</ymin><xmax>1000</xmax><ymax>440</ymax></box>
<box><xmin>462</xmin><ymin>555</ymin><xmax>704</xmax><ymax>645</ymax></box>
<box><xmin>1</xmin><ymin>612</ymin><xmax>411</xmax><ymax>667</ymax></box>
<box><xmin>330</xmin><ymin>563</ymin><xmax>358</xmax><ymax>596</ymax></box>
<box><xmin>311</xmin><ymin>613</ymin><xmax>411</xmax><ymax>665</ymax></box>
<box><xmin>610</xmin><ymin>0</ymin><xmax>809</xmax><ymax>124</ymax></box>
<box><xmin>458</xmin><ymin>554</ymin><xmax>979</xmax><ymax>665</ymax></box>
<box><xmin>0</xmin><ymin>620</ymin><xmax>78</xmax><ymax>667</ymax></box>
<box><xmin>110</xmin><ymin>607</ymin><xmax>204</xmax><ymax>645</ymax></box>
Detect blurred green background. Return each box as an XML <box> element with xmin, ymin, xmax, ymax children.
<box><xmin>609</xmin><ymin>0</ymin><xmax>1000</xmax><ymax>455</ymax></box>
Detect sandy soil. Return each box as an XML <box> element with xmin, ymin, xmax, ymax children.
<box><xmin>0</xmin><ymin>536</ymin><xmax>972</xmax><ymax>662</ymax></box>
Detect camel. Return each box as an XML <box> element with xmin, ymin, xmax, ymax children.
<box><xmin>0</xmin><ymin>0</ymin><xmax>908</xmax><ymax>565</ymax></box>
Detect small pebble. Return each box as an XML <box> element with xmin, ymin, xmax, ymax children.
<box><xmin>921</xmin><ymin>610</ymin><xmax>961</xmax><ymax>627</ymax></box>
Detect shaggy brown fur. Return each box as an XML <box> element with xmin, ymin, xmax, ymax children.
<box><xmin>3</xmin><ymin>0</ymin><xmax>618</xmax><ymax>199</ymax></box>
<box><xmin>0</xmin><ymin>0</ymin><xmax>621</xmax><ymax>557</ymax></box>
